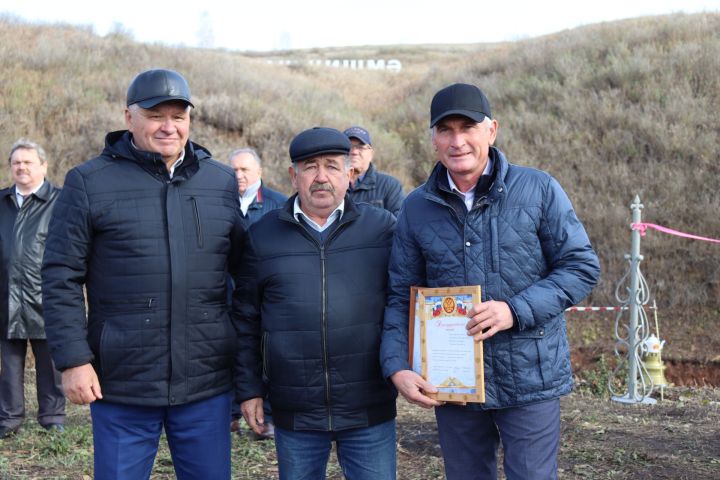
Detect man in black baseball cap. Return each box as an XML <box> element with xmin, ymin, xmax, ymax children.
<box><xmin>429</xmin><ymin>82</ymin><xmax>492</xmax><ymax>127</ymax></box>
<box><xmin>236</xmin><ymin>127</ymin><xmax>398</xmax><ymax>479</ymax></box>
<box><xmin>381</xmin><ymin>82</ymin><xmax>600</xmax><ymax>480</ymax></box>
<box><xmin>42</xmin><ymin>68</ymin><xmax>244</xmax><ymax>478</ymax></box>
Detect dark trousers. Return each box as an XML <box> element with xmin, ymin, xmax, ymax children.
<box><xmin>0</xmin><ymin>338</ymin><xmax>65</xmax><ymax>429</ymax></box>
<box><xmin>435</xmin><ymin>398</ymin><xmax>561</xmax><ymax>480</ymax></box>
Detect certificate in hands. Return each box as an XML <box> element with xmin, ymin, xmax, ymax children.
<box><xmin>409</xmin><ymin>286</ymin><xmax>485</xmax><ymax>403</ymax></box>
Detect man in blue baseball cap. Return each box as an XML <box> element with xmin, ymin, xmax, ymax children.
<box><xmin>42</xmin><ymin>68</ymin><xmax>244</xmax><ymax>479</ymax></box>
<box><xmin>343</xmin><ymin>126</ymin><xmax>404</xmax><ymax>217</ymax></box>
<box><xmin>381</xmin><ymin>83</ymin><xmax>600</xmax><ymax>480</ymax></box>
<box><xmin>236</xmin><ymin>127</ymin><xmax>398</xmax><ymax>479</ymax></box>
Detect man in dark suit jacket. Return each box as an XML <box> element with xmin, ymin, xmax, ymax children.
<box><xmin>227</xmin><ymin>147</ymin><xmax>287</xmax><ymax>439</ymax></box>
<box><xmin>0</xmin><ymin>139</ymin><xmax>64</xmax><ymax>439</ymax></box>
<box><xmin>228</xmin><ymin>148</ymin><xmax>287</xmax><ymax>225</ymax></box>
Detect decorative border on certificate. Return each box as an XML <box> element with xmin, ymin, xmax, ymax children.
<box><xmin>409</xmin><ymin>286</ymin><xmax>485</xmax><ymax>403</ymax></box>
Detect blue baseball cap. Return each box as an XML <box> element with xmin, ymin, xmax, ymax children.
<box><xmin>343</xmin><ymin>126</ymin><xmax>372</xmax><ymax>146</ymax></box>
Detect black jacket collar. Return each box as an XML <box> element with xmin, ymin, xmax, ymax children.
<box><xmin>101</xmin><ymin>130</ymin><xmax>211</xmax><ymax>181</ymax></box>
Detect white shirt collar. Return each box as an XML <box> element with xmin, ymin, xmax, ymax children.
<box><xmin>239</xmin><ymin>179</ymin><xmax>262</xmax><ymax>215</ymax></box>
<box><xmin>167</xmin><ymin>149</ymin><xmax>185</xmax><ymax>179</ymax></box>
<box><xmin>131</xmin><ymin>139</ymin><xmax>185</xmax><ymax>179</ymax></box>
<box><xmin>446</xmin><ymin>157</ymin><xmax>494</xmax><ymax>211</ymax></box>
<box><xmin>15</xmin><ymin>180</ymin><xmax>45</xmax><ymax>208</ymax></box>
<box><xmin>293</xmin><ymin>196</ymin><xmax>345</xmax><ymax>232</ymax></box>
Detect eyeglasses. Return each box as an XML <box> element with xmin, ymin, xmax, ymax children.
<box><xmin>350</xmin><ymin>144</ymin><xmax>372</xmax><ymax>151</ymax></box>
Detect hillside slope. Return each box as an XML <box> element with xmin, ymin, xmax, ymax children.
<box><xmin>0</xmin><ymin>13</ymin><xmax>718</xmax><ymax>311</ymax></box>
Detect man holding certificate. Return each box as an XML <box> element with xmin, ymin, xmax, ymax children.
<box><xmin>235</xmin><ymin>127</ymin><xmax>398</xmax><ymax>480</ymax></box>
<box><xmin>381</xmin><ymin>83</ymin><xmax>600</xmax><ymax>480</ymax></box>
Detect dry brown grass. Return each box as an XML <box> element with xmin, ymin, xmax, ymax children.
<box><xmin>2</xmin><ymin>369</ymin><xmax>718</xmax><ymax>479</ymax></box>
<box><xmin>0</xmin><ymin>13</ymin><xmax>718</xmax><ymax>311</ymax></box>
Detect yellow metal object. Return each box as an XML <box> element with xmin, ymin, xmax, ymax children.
<box><xmin>641</xmin><ymin>352</ymin><xmax>669</xmax><ymax>387</ymax></box>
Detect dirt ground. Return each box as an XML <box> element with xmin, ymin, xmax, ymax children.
<box><xmin>1</xmin><ymin>373</ymin><xmax>718</xmax><ymax>479</ymax></box>
<box><xmin>396</xmin><ymin>387</ymin><xmax>720</xmax><ymax>480</ymax></box>
<box><xmin>3</xmin><ymin>306</ymin><xmax>718</xmax><ymax>479</ymax></box>
<box><xmin>392</xmin><ymin>306</ymin><xmax>720</xmax><ymax>480</ymax></box>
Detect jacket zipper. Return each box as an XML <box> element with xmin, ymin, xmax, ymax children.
<box><xmin>283</xmin><ymin>213</ymin><xmax>352</xmax><ymax>432</ymax></box>
<box><xmin>318</xmin><ymin>221</ymin><xmax>353</xmax><ymax>431</ymax></box>
<box><xmin>320</xmin><ymin>245</ymin><xmax>332</xmax><ymax>430</ymax></box>
<box><xmin>190</xmin><ymin>197</ymin><xmax>203</xmax><ymax>248</ymax></box>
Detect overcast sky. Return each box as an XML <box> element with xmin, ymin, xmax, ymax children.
<box><xmin>1</xmin><ymin>0</ymin><xmax>718</xmax><ymax>51</ymax></box>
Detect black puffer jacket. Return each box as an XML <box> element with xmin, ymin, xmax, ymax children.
<box><xmin>42</xmin><ymin>131</ymin><xmax>244</xmax><ymax>407</ymax></box>
<box><xmin>235</xmin><ymin>196</ymin><xmax>397</xmax><ymax>431</ymax></box>
<box><xmin>0</xmin><ymin>181</ymin><xmax>60</xmax><ymax>339</ymax></box>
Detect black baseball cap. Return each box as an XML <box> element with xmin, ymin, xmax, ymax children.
<box><xmin>430</xmin><ymin>83</ymin><xmax>491</xmax><ymax>127</ymax></box>
<box><xmin>126</xmin><ymin>69</ymin><xmax>194</xmax><ymax>109</ymax></box>
<box><xmin>289</xmin><ymin>127</ymin><xmax>351</xmax><ymax>163</ymax></box>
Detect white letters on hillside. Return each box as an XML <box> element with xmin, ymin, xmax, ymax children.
<box><xmin>264</xmin><ymin>58</ymin><xmax>402</xmax><ymax>72</ymax></box>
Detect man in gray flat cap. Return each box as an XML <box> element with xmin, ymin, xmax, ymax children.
<box><xmin>42</xmin><ymin>68</ymin><xmax>244</xmax><ymax>479</ymax></box>
<box><xmin>235</xmin><ymin>127</ymin><xmax>397</xmax><ymax>479</ymax></box>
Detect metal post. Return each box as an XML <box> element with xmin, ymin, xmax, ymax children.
<box><xmin>611</xmin><ymin>195</ymin><xmax>656</xmax><ymax>404</ymax></box>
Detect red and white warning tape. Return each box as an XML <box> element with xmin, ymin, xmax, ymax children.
<box><xmin>565</xmin><ymin>306</ymin><xmax>628</xmax><ymax>312</ymax></box>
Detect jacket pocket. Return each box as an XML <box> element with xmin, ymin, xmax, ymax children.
<box><xmin>190</xmin><ymin>197</ymin><xmax>204</xmax><ymax>249</ymax></box>
<box><xmin>262</xmin><ymin>332</ymin><xmax>270</xmax><ymax>381</ymax></box>
<box><xmin>491</xmin><ymin>216</ymin><xmax>499</xmax><ymax>272</ymax></box>
<box><xmin>99</xmin><ymin>296</ymin><xmax>156</xmax><ymax>314</ymax></box>
<box><xmin>510</xmin><ymin>326</ymin><xmax>549</xmax><ymax>392</ymax></box>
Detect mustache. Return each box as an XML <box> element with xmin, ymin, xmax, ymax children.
<box><xmin>310</xmin><ymin>183</ymin><xmax>334</xmax><ymax>193</ymax></box>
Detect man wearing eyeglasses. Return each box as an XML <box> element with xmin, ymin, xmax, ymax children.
<box><xmin>343</xmin><ymin>126</ymin><xmax>404</xmax><ymax>217</ymax></box>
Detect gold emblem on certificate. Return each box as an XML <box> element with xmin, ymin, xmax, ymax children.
<box><xmin>409</xmin><ymin>286</ymin><xmax>485</xmax><ymax>403</ymax></box>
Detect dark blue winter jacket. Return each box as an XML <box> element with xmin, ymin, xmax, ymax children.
<box><xmin>381</xmin><ymin>147</ymin><xmax>600</xmax><ymax>408</ymax></box>
<box><xmin>235</xmin><ymin>196</ymin><xmax>397</xmax><ymax>431</ymax></box>
<box><xmin>243</xmin><ymin>183</ymin><xmax>287</xmax><ymax>225</ymax></box>
<box><xmin>348</xmin><ymin>163</ymin><xmax>404</xmax><ymax>217</ymax></box>
<box><xmin>42</xmin><ymin>130</ymin><xmax>244</xmax><ymax>407</ymax></box>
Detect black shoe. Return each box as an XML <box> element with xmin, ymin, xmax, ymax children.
<box><xmin>43</xmin><ymin>424</ymin><xmax>65</xmax><ymax>433</ymax></box>
<box><xmin>230</xmin><ymin>419</ymin><xmax>240</xmax><ymax>433</ymax></box>
<box><xmin>0</xmin><ymin>426</ymin><xmax>19</xmax><ymax>439</ymax></box>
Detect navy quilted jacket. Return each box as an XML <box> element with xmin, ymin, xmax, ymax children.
<box><xmin>381</xmin><ymin>147</ymin><xmax>600</xmax><ymax>408</ymax></box>
<box><xmin>42</xmin><ymin>131</ymin><xmax>244</xmax><ymax>407</ymax></box>
<box><xmin>235</xmin><ymin>197</ymin><xmax>397</xmax><ymax>431</ymax></box>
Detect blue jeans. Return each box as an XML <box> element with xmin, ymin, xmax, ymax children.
<box><xmin>90</xmin><ymin>392</ymin><xmax>232</xmax><ymax>480</ymax></box>
<box><xmin>274</xmin><ymin>419</ymin><xmax>396</xmax><ymax>480</ymax></box>
<box><xmin>435</xmin><ymin>398</ymin><xmax>560</xmax><ymax>480</ymax></box>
